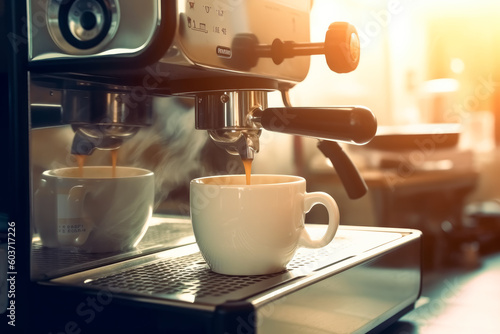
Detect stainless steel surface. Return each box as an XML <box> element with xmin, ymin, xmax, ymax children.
<box><xmin>49</xmin><ymin>223</ymin><xmax>415</xmax><ymax>304</ymax></box>
<box><xmin>62</xmin><ymin>88</ymin><xmax>154</xmax><ymax>126</ymax></box>
<box><xmin>31</xmin><ymin>216</ymin><xmax>195</xmax><ymax>280</ymax></box>
<box><xmin>28</xmin><ymin>0</ymin><xmax>375</xmax><ymax>160</ymax></box>
<box><xmin>44</xmin><ymin>222</ymin><xmax>421</xmax><ymax>333</ymax></box>
<box><xmin>28</xmin><ymin>0</ymin><xmax>317</xmax><ymax>158</ymax></box>
<box><xmin>61</xmin><ymin>88</ymin><xmax>153</xmax><ymax>154</ymax></box>
<box><xmin>254</xmin><ymin>244</ymin><xmax>420</xmax><ymax>334</ymax></box>
<box><xmin>172</xmin><ymin>0</ymin><xmax>311</xmax><ymax>81</ymax></box>
<box><xmin>30</xmin><ymin>0</ymin><xmax>159</xmax><ymax>60</ymax></box>
<box><xmin>29</xmin><ymin>0</ymin><xmax>312</xmax><ymax>84</ymax></box>
<box><xmin>195</xmin><ymin>91</ymin><xmax>268</xmax><ymax>131</ymax></box>
<box><xmin>208</xmin><ymin>129</ymin><xmax>261</xmax><ymax>160</ymax></box>
<box><xmin>46</xmin><ymin>0</ymin><xmax>120</xmax><ymax>54</ymax></box>
<box><xmin>196</xmin><ymin>90</ymin><xmax>267</xmax><ymax>159</ymax></box>
<box><xmin>70</xmin><ymin>129</ymin><xmax>124</xmax><ymax>154</ymax></box>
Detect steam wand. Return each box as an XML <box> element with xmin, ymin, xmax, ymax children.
<box><xmin>281</xmin><ymin>90</ymin><xmax>369</xmax><ymax>199</ymax></box>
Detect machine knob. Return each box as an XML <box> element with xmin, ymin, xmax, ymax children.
<box><xmin>80</xmin><ymin>11</ymin><xmax>98</xmax><ymax>31</ymax></box>
<box><xmin>324</xmin><ymin>22</ymin><xmax>360</xmax><ymax>73</ymax></box>
<box><xmin>249</xmin><ymin>22</ymin><xmax>361</xmax><ymax>73</ymax></box>
<box><xmin>47</xmin><ymin>0</ymin><xmax>120</xmax><ymax>52</ymax></box>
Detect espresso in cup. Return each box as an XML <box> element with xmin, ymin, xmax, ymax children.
<box><xmin>34</xmin><ymin>166</ymin><xmax>154</xmax><ymax>253</ymax></box>
<box><xmin>190</xmin><ymin>174</ymin><xmax>340</xmax><ymax>275</ymax></box>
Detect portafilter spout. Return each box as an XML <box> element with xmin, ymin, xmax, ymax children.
<box><xmin>195</xmin><ymin>91</ymin><xmax>267</xmax><ymax>160</ymax></box>
<box><xmin>70</xmin><ymin>124</ymin><xmax>139</xmax><ymax>155</ymax></box>
<box><xmin>208</xmin><ymin>129</ymin><xmax>261</xmax><ymax>161</ymax></box>
<box><xmin>63</xmin><ymin>89</ymin><xmax>154</xmax><ymax>155</ymax></box>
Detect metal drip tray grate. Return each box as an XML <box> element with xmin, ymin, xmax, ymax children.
<box><xmin>86</xmin><ymin>252</ymin><xmax>285</xmax><ymax>299</ymax></box>
<box><xmin>32</xmin><ymin>218</ymin><xmax>195</xmax><ymax>279</ymax></box>
<box><xmin>57</xmin><ymin>228</ymin><xmax>404</xmax><ymax>305</ymax></box>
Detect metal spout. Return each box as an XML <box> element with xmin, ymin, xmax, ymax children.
<box><xmin>195</xmin><ymin>91</ymin><xmax>267</xmax><ymax>160</ymax></box>
<box><xmin>62</xmin><ymin>88</ymin><xmax>154</xmax><ymax>155</ymax></box>
<box><xmin>71</xmin><ymin>131</ymin><xmax>123</xmax><ymax>155</ymax></box>
<box><xmin>70</xmin><ymin>124</ymin><xmax>139</xmax><ymax>155</ymax></box>
<box><xmin>209</xmin><ymin>129</ymin><xmax>261</xmax><ymax>160</ymax></box>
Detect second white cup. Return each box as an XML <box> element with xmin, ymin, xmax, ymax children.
<box><xmin>34</xmin><ymin>166</ymin><xmax>154</xmax><ymax>253</ymax></box>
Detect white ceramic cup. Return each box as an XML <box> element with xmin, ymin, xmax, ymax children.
<box><xmin>190</xmin><ymin>174</ymin><xmax>340</xmax><ymax>275</ymax></box>
<box><xmin>34</xmin><ymin>166</ymin><xmax>154</xmax><ymax>253</ymax></box>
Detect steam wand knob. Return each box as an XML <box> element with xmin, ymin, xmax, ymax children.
<box><xmin>256</xmin><ymin>22</ymin><xmax>360</xmax><ymax>73</ymax></box>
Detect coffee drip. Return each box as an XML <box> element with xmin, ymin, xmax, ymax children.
<box><xmin>75</xmin><ymin>149</ymin><xmax>119</xmax><ymax>178</ymax></box>
<box><xmin>242</xmin><ymin>159</ymin><xmax>253</xmax><ymax>185</ymax></box>
<box><xmin>111</xmin><ymin>149</ymin><xmax>118</xmax><ymax>178</ymax></box>
<box><xmin>76</xmin><ymin>155</ymin><xmax>86</xmax><ymax>178</ymax></box>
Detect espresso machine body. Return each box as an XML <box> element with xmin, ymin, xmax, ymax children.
<box><xmin>1</xmin><ymin>1</ymin><xmax>421</xmax><ymax>333</ymax></box>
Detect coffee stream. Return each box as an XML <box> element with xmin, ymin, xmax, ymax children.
<box><xmin>77</xmin><ymin>149</ymin><xmax>246</xmax><ymax>183</ymax></box>
<box><xmin>76</xmin><ymin>155</ymin><xmax>86</xmax><ymax>177</ymax></box>
<box><xmin>111</xmin><ymin>149</ymin><xmax>118</xmax><ymax>178</ymax></box>
<box><xmin>75</xmin><ymin>149</ymin><xmax>119</xmax><ymax>178</ymax></box>
<box><xmin>242</xmin><ymin>159</ymin><xmax>252</xmax><ymax>185</ymax></box>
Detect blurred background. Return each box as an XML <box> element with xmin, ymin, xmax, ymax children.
<box><xmin>249</xmin><ymin>0</ymin><xmax>500</xmax><ymax>271</ymax></box>
<box><xmin>259</xmin><ymin>3</ymin><xmax>500</xmax><ymax>330</ymax></box>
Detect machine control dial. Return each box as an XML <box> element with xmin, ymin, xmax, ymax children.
<box><xmin>231</xmin><ymin>22</ymin><xmax>361</xmax><ymax>74</ymax></box>
<box><xmin>47</xmin><ymin>0</ymin><xmax>120</xmax><ymax>53</ymax></box>
<box><xmin>67</xmin><ymin>0</ymin><xmax>106</xmax><ymax>42</ymax></box>
<box><xmin>324</xmin><ymin>22</ymin><xmax>360</xmax><ymax>73</ymax></box>
<box><xmin>269</xmin><ymin>22</ymin><xmax>361</xmax><ymax>73</ymax></box>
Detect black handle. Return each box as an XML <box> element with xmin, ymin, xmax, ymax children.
<box><xmin>260</xmin><ymin>106</ymin><xmax>377</xmax><ymax>145</ymax></box>
<box><xmin>317</xmin><ymin>140</ymin><xmax>368</xmax><ymax>199</ymax></box>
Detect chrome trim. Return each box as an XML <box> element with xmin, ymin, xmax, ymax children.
<box><xmin>48</xmin><ymin>225</ymin><xmax>418</xmax><ymax>308</ymax></box>
<box><xmin>47</xmin><ymin>0</ymin><xmax>120</xmax><ymax>54</ymax></box>
<box><xmin>30</xmin><ymin>0</ymin><xmax>161</xmax><ymax>61</ymax></box>
<box><xmin>248</xmin><ymin>226</ymin><xmax>421</xmax><ymax>308</ymax></box>
<box><xmin>195</xmin><ymin>90</ymin><xmax>268</xmax><ymax>130</ymax></box>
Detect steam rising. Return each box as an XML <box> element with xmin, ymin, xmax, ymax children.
<box><xmin>31</xmin><ymin>96</ymin><xmax>211</xmax><ymax>214</ymax></box>
<box><xmin>115</xmin><ymin>97</ymin><xmax>209</xmax><ymax>208</ymax></box>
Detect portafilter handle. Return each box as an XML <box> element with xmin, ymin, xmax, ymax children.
<box><xmin>253</xmin><ymin>105</ymin><xmax>377</xmax><ymax>145</ymax></box>
<box><xmin>252</xmin><ymin>104</ymin><xmax>376</xmax><ymax>199</ymax></box>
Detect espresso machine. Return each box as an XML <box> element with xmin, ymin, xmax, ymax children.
<box><xmin>1</xmin><ymin>1</ymin><xmax>422</xmax><ymax>333</ymax></box>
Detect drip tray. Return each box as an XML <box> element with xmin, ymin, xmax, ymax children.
<box><xmin>31</xmin><ymin>216</ymin><xmax>196</xmax><ymax>279</ymax></box>
<box><xmin>49</xmin><ymin>226</ymin><xmax>409</xmax><ymax>306</ymax></box>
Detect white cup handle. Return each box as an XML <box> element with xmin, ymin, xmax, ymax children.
<box><xmin>299</xmin><ymin>192</ymin><xmax>340</xmax><ymax>248</ymax></box>
<box><xmin>58</xmin><ymin>185</ymin><xmax>92</xmax><ymax>246</ymax></box>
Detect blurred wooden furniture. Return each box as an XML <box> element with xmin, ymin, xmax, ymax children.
<box><xmin>306</xmin><ymin>168</ymin><xmax>479</xmax><ymax>270</ymax></box>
